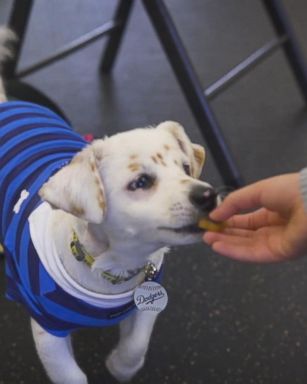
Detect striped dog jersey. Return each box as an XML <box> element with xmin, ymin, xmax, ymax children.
<box><xmin>0</xmin><ymin>101</ymin><xmax>138</xmax><ymax>337</ymax></box>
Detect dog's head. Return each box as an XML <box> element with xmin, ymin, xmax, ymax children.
<box><xmin>40</xmin><ymin>121</ymin><xmax>218</xmax><ymax>247</ymax></box>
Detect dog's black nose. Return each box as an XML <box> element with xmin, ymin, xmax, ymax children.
<box><xmin>189</xmin><ymin>185</ymin><xmax>218</xmax><ymax>213</ymax></box>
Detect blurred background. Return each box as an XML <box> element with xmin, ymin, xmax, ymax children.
<box><xmin>0</xmin><ymin>0</ymin><xmax>307</xmax><ymax>383</ymax></box>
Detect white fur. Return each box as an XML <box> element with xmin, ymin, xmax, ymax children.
<box><xmin>0</xmin><ymin>28</ymin><xmax>213</xmax><ymax>383</ymax></box>
<box><xmin>34</xmin><ymin>122</ymin><xmax>210</xmax><ymax>383</ymax></box>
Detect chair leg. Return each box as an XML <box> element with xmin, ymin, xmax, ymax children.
<box><xmin>2</xmin><ymin>0</ymin><xmax>34</xmax><ymax>79</ymax></box>
<box><xmin>100</xmin><ymin>0</ymin><xmax>134</xmax><ymax>73</ymax></box>
<box><xmin>262</xmin><ymin>0</ymin><xmax>307</xmax><ymax>103</ymax></box>
<box><xmin>142</xmin><ymin>0</ymin><xmax>243</xmax><ymax>188</ymax></box>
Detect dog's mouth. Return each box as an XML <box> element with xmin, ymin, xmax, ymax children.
<box><xmin>158</xmin><ymin>223</ymin><xmax>203</xmax><ymax>234</ymax></box>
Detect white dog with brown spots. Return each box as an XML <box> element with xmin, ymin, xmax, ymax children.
<box><xmin>36</xmin><ymin>123</ymin><xmax>218</xmax><ymax>383</ymax></box>
<box><xmin>0</xmin><ymin>27</ymin><xmax>220</xmax><ymax>384</ymax></box>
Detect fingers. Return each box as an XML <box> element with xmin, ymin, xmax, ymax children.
<box><xmin>211</xmin><ymin>173</ymin><xmax>299</xmax><ymax>222</ymax></box>
<box><xmin>203</xmin><ymin>173</ymin><xmax>302</xmax><ymax>263</ymax></box>
<box><xmin>203</xmin><ymin>231</ymin><xmax>257</xmax><ymax>262</ymax></box>
<box><xmin>206</xmin><ymin>235</ymin><xmax>258</xmax><ymax>262</ymax></box>
<box><xmin>226</xmin><ymin>208</ymin><xmax>285</xmax><ymax>230</ymax></box>
<box><xmin>203</xmin><ymin>231</ymin><xmax>278</xmax><ymax>263</ymax></box>
<box><xmin>210</xmin><ymin>182</ymin><xmax>266</xmax><ymax>222</ymax></box>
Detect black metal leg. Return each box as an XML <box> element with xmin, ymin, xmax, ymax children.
<box><xmin>142</xmin><ymin>0</ymin><xmax>243</xmax><ymax>188</ymax></box>
<box><xmin>262</xmin><ymin>0</ymin><xmax>307</xmax><ymax>103</ymax></box>
<box><xmin>100</xmin><ymin>0</ymin><xmax>134</xmax><ymax>73</ymax></box>
<box><xmin>2</xmin><ymin>0</ymin><xmax>34</xmax><ymax>79</ymax></box>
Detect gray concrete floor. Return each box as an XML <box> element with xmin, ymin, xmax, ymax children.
<box><xmin>1</xmin><ymin>1</ymin><xmax>307</xmax><ymax>383</ymax></box>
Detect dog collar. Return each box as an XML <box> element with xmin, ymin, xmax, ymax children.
<box><xmin>70</xmin><ymin>230</ymin><xmax>158</xmax><ymax>285</ymax></box>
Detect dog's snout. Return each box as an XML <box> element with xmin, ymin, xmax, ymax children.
<box><xmin>189</xmin><ymin>185</ymin><xmax>217</xmax><ymax>213</ymax></box>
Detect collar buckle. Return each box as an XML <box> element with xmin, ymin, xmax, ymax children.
<box><xmin>144</xmin><ymin>262</ymin><xmax>158</xmax><ymax>281</ymax></box>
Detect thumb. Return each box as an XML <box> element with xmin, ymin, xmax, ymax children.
<box><xmin>210</xmin><ymin>182</ymin><xmax>266</xmax><ymax>221</ymax></box>
<box><xmin>211</xmin><ymin>173</ymin><xmax>299</xmax><ymax>222</ymax></box>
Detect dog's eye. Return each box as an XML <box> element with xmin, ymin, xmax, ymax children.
<box><xmin>127</xmin><ymin>174</ymin><xmax>155</xmax><ymax>191</ymax></box>
<box><xmin>183</xmin><ymin>163</ymin><xmax>191</xmax><ymax>176</ymax></box>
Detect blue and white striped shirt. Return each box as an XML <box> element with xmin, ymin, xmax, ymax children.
<box><xmin>0</xmin><ymin>101</ymin><xmax>138</xmax><ymax>337</ymax></box>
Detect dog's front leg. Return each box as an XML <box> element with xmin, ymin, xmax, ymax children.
<box><xmin>106</xmin><ymin>311</ymin><xmax>159</xmax><ymax>382</ymax></box>
<box><xmin>31</xmin><ymin>318</ymin><xmax>88</xmax><ymax>384</ymax></box>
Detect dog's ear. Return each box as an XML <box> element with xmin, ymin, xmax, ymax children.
<box><xmin>157</xmin><ymin>121</ymin><xmax>206</xmax><ymax>178</ymax></box>
<box><xmin>191</xmin><ymin>143</ymin><xmax>206</xmax><ymax>178</ymax></box>
<box><xmin>39</xmin><ymin>141</ymin><xmax>106</xmax><ymax>223</ymax></box>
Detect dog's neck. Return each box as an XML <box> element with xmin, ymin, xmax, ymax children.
<box><xmin>88</xmin><ymin>222</ymin><xmax>165</xmax><ymax>266</ymax></box>
<box><xmin>50</xmin><ymin>210</ymin><xmax>166</xmax><ymax>294</ymax></box>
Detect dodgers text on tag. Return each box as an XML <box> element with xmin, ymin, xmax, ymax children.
<box><xmin>134</xmin><ymin>281</ymin><xmax>168</xmax><ymax>313</ymax></box>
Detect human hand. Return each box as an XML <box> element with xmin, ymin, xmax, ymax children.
<box><xmin>203</xmin><ymin>173</ymin><xmax>307</xmax><ymax>263</ymax></box>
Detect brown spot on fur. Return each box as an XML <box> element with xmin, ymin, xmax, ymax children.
<box><xmin>156</xmin><ymin>153</ymin><xmax>167</xmax><ymax>166</ymax></box>
<box><xmin>128</xmin><ymin>163</ymin><xmax>140</xmax><ymax>172</ymax></box>
<box><xmin>193</xmin><ymin>146</ymin><xmax>205</xmax><ymax>167</ymax></box>
<box><xmin>96</xmin><ymin>153</ymin><xmax>103</xmax><ymax>162</ymax></box>
<box><xmin>90</xmin><ymin>159</ymin><xmax>106</xmax><ymax>213</ymax></box>
<box><xmin>177</xmin><ymin>139</ymin><xmax>187</xmax><ymax>154</ymax></box>
<box><xmin>70</xmin><ymin>204</ymin><xmax>85</xmax><ymax>217</ymax></box>
<box><xmin>152</xmin><ymin>154</ymin><xmax>167</xmax><ymax>166</ymax></box>
<box><xmin>180</xmin><ymin>179</ymin><xmax>190</xmax><ymax>184</ymax></box>
<box><xmin>95</xmin><ymin>177</ymin><xmax>101</xmax><ymax>185</ymax></box>
<box><xmin>130</xmin><ymin>154</ymin><xmax>138</xmax><ymax>160</ymax></box>
<box><xmin>164</xmin><ymin>144</ymin><xmax>170</xmax><ymax>151</ymax></box>
<box><xmin>93</xmin><ymin>168</ymin><xmax>102</xmax><ymax>188</ymax></box>
<box><xmin>98</xmin><ymin>194</ymin><xmax>106</xmax><ymax>210</ymax></box>
<box><xmin>90</xmin><ymin>162</ymin><xmax>96</xmax><ymax>173</ymax></box>
<box><xmin>71</xmin><ymin>155</ymin><xmax>83</xmax><ymax>164</ymax></box>
<box><xmin>94</xmin><ymin>179</ymin><xmax>105</xmax><ymax>206</ymax></box>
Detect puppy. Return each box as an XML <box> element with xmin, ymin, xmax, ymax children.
<box><xmin>0</xmin><ymin>29</ymin><xmax>219</xmax><ymax>384</ymax></box>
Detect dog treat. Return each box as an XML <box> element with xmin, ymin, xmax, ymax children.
<box><xmin>198</xmin><ymin>218</ymin><xmax>226</xmax><ymax>232</ymax></box>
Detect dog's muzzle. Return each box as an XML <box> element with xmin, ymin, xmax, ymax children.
<box><xmin>189</xmin><ymin>185</ymin><xmax>218</xmax><ymax>214</ymax></box>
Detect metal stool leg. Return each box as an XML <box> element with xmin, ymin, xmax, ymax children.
<box><xmin>3</xmin><ymin>0</ymin><xmax>34</xmax><ymax>79</ymax></box>
<box><xmin>142</xmin><ymin>0</ymin><xmax>243</xmax><ymax>188</ymax></box>
<box><xmin>262</xmin><ymin>0</ymin><xmax>307</xmax><ymax>103</ymax></box>
<box><xmin>100</xmin><ymin>0</ymin><xmax>134</xmax><ymax>73</ymax></box>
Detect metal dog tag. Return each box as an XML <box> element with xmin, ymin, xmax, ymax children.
<box><xmin>134</xmin><ymin>281</ymin><xmax>168</xmax><ymax>313</ymax></box>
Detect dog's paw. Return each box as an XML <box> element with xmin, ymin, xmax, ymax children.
<box><xmin>106</xmin><ymin>349</ymin><xmax>144</xmax><ymax>383</ymax></box>
<box><xmin>51</xmin><ymin>371</ymin><xmax>88</xmax><ymax>384</ymax></box>
<box><xmin>49</xmin><ymin>373</ymin><xmax>88</xmax><ymax>384</ymax></box>
<box><xmin>66</xmin><ymin>373</ymin><xmax>88</xmax><ymax>384</ymax></box>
